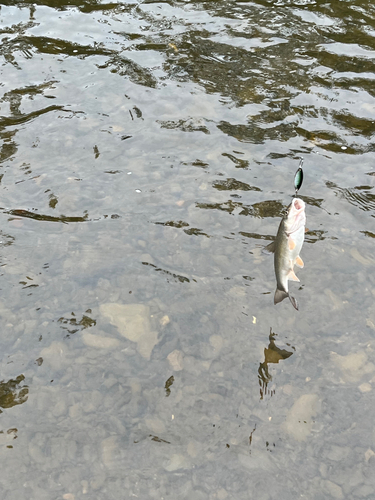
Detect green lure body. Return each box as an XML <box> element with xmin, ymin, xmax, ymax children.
<box><xmin>294</xmin><ymin>159</ymin><xmax>304</xmax><ymax>194</ymax></box>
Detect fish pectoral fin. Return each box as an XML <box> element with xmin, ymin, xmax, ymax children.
<box><xmin>262</xmin><ymin>241</ymin><xmax>276</xmax><ymax>254</ymax></box>
<box><xmin>288</xmin><ymin>237</ymin><xmax>296</xmax><ymax>251</ymax></box>
<box><xmin>287</xmin><ymin>269</ymin><xmax>300</xmax><ymax>282</ymax></box>
<box><xmin>295</xmin><ymin>256</ymin><xmax>304</xmax><ymax>268</ymax></box>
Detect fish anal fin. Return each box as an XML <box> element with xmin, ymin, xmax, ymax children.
<box><xmin>287</xmin><ymin>269</ymin><xmax>300</xmax><ymax>282</ymax></box>
<box><xmin>288</xmin><ymin>237</ymin><xmax>296</xmax><ymax>251</ymax></box>
<box><xmin>295</xmin><ymin>256</ymin><xmax>304</xmax><ymax>268</ymax></box>
<box><xmin>262</xmin><ymin>241</ymin><xmax>276</xmax><ymax>255</ymax></box>
<box><xmin>274</xmin><ymin>289</ymin><xmax>289</xmax><ymax>305</ymax></box>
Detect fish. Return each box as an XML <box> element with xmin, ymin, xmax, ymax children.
<box><xmin>263</xmin><ymin>198</ymin><xmax>306</xmax><ymax>310</ymax></box>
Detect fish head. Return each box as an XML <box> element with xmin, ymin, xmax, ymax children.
<box><xmin>284</xmin><ymin>198</ymin><xmax>306</xmax><ymax>234</ymax></box>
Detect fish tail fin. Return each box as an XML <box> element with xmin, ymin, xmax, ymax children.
<box><xmin>274</xmin><ymin>289</ymin><xmax>299</xmax><ymax>311</ymax></box>
<box><xmin>288</xmin><ymin>295</ymin><xmax>299</xmax><ymax>311</ymax></box>
<box><xmin>274</xmin><ymin>288</ymin><xmax>289</xmax><ymax>305</ymax></box>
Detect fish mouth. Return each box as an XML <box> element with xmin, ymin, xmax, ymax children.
<box><xmin>293</xmin><ymin>198</ymin><xmax>305</xmax><ymax>212</ymax></box>
<box><xmin>285</xmin><ymin>197</ymin><xmax>306</xmax><ymax>234</ymax></box>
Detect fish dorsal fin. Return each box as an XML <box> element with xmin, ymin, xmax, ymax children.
<box><xmin>288</xmin><ymin>237</ymin><xmax>296</xmax><ymax>251</ymax></box>
<box><xmin>287</xmin><ymin>269</ymin><xmax>300</xmax><ymax>282</ymax></box>
<box><xmin>295</xmin><ymin>256</ymin><xmax>304</xmax><ymax>268</ymax></box>
<box><xmin>262</xmin><ymin>241</ymin><xmax>276</xmax><ymax>254</ymax></box>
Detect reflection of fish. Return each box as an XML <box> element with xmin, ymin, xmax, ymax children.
<box><xmin>264</xmin><ymin>198</ymin><xmax>306</xmax><ymax>310</ymax></box>
<box><xmin>258</xmin><ymin>328</ymin><xmax>294</xmax><ymax>399</ymax></box>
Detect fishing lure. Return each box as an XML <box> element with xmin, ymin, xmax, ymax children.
<box><xmin>294</xmin><ymin>158</ymin><xmax>304</xmax><ymax>195</ymax></box>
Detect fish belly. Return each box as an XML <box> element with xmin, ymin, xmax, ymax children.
<box><xmin>289</xmin><ymin>226</ymin><xmax>305</xmax><ymax>266</ymax></box>
<box><xmin>277</xmin><ymin>227</ymin><xmax>304</xmax><ymax>293</ymax></box>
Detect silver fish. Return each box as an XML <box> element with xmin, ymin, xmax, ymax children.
<box><xmin>264</xmin><ymin>198</ymin><xmax>306</xmax><ymax>310</ymax></box>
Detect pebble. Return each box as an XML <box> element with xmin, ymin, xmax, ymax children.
<box><xmin>145</xmin><ymin>417</ymin><xmax>166</xmax><ymax>434</ymax></box>
<box><xmin>209</xmin><ymin>335</ymin><xmax>223</xmax><ymax>353</ymax></box>
<box><xmin>160</xmin><ymin>315</ymin><xmax>170</xmax><ymax>327</ymax></box>
<box><xmin>331</xmin><ymin>350</ymin><xmax>375</xmax><ymax>382</ymax></box>
<box><xmin>359</xmin><ymin>382</ymin><xmax>372</xmax><ymax>393</ymax></box>
<box><xmin>163</xmin><ymin>453</ymin><xmax>190</xmax><ymax>471</ymax></box>
<box><xmin>82</xmin><ymin>332</ymin><xmax>121</xmax><ymax>349</ymax></box>
<box><xmin>323</xmin><ymin>479</ymin><xmax>343</xmax><ymax>499</ymax></box>
<box><xmin>167</xmin><ymin>349</ymin><xmax>184</xmax><ymax>371</ymax></box>
<box><xmin>100</xmin><ymin>302</ymin><xmax>159</xmax><ymax>359</ymax></box>
<box><xmin>365</xmin><ymin>448</ymin><xmax>375</xmax><ymax>462</ymax></box>
<box><xmin>283</xmin><ymin>393</ymin><xmax>318</xmax><ymax>441</ymax></box>
<box><xmin>40</xmin><ymin>342</ymin><xmax>68</xmax><ymax>371</ymax></box>
<box><xmin>101</xmin><ymin>435</ymin><xmax>118</xmax><ymax>468</ymax></box>
<box><xmin>326</xmin><ymin>445</ymin><xmax>350</xmax><ymax>461</ymax></box>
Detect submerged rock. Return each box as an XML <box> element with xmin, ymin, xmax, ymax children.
<box><xmin>282</xmin><ymin>393</ymin><xmax>319</xmax><ymax>442</ymax></box>
<box><xmin>100</xmin><ymin>303</ymin><xmax>159</xmax><ymax>359</ymax></box>
<box><xmin>82</xmin><ymin>332</ymin><xmax>121</xmax><ymax>349</ymax></box>
<box><xmin>167</xmin><ymin>349</ymin><xmax>184</xmax><ymax>371</ymax></box>
<box><xmin>331</xmin><ymin>350</ymin><xmax>375</xmax><ymax>383</ymax></box>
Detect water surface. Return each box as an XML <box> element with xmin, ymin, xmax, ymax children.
<box><xmin>1</xmin><ymin>0</ymin><xmax>375</xmax><ymax>498</ymax></box>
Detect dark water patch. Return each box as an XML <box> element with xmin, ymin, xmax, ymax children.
<box><xmin>0</xmin><ymin>105</ymin><xmax>65</xmax><ymax>128</ymax></box>
<box><xmin>155</xmin><ymin>220</ymin><xmax>189</xmax><ymax>228</ymax></box>
<box><xmin>6</xmin><ymin>209</ymin><xmax>89</xmax><ymax>223</ymax></box>
<box><xmin>183</xmin><ymin>227</ymin><xmax>209</xmax><ymax>237</ymax></box>
<box><xmin>157</xmin><ymin>118</ymin><xmax>210</xmax><ymax>134</ymax></box>
<box><xmin>97</xmin><ymin>55</ymin><xmax>158</xmax><ymax>88</ymax></box>
<box><xmin>0</xmin><ymin>375</ymin><xmax>28</xmax><ymax>412</ymax></box>
<box><xmin>197</xmin><ymin>199</ymin><xmax>284</xmax><ymax>218</ymax></box>
<box><xmin>361</xmin><ymin>230</ymin><xmax>375</xmax><ymax>238</ymax></box>
<box><xmin>326</xmin><ymin>181</ymin><xmax>375</xmax><ymax>214</ymax></box>
<box><xmin>239</xmin><ymin>231</ymin><xmax>274</xmax><ymax>242</ymax></box>
<box><xmin>58</xmin><ymin>311</ymin><xmax>96</xmax><ymax>337</ymax></box>
<box><xmin>142</xmin><ymin>261</ymin><xmax>191</xmax><ymax>283</ymax></box>
<box><xmin>222</xmin><ymin>153</ymin><xmax>250</xmax><ymax>169</ymax></box>
<box><xmin>304</xmin><ymin>229</ymin><xmax>332</xmax><ymax>244</ymax></box>
<box><xmin>213</xmin><ymin>178</ymin><xmax>261</xmax><ymax>192</ymax></box>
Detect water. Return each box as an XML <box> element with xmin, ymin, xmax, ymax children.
<box><xmin>1</xmin><ymin>1</ymin><xmax>375</xmax><ymax>498</ymax></box>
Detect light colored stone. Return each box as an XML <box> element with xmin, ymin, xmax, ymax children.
<box><xmin>81</xmin><ymin>480</ymin><xmax>88</xmax><ymax>494</ymax></box>
<box><xmin>331</xmin><ymin>350</ymin><xmax>375</xmax><ymax>382</ymax></box>
<box><xmin>283</xmin><ymin>394</ymin><xmax>319</xmax><ymax>441</ymax></box>
<box><xmin>326</xmin><ymin>445</ymin><xmax>350</xmax><ymax>461</ymax></box>
<box><xmin>217</xmin><ymin>488</ymin><xmax>228</xmax><ymax>500</ymax></box>
<box><xmin>209</xmin><ymin>335</ymin><xmax>223</xmax><ymax>353</ymax></box>
<box><xmin>365</xmin><ymin>448</ymin><xmax>375</xmax><ymax>462</ymax></box>
<box><xmin>229</xmin><ymin>286</ymin><xmax>246</xmax><ymax>297</ymax></box>
<box><xmin>145</xmin><ymin>418</ymin><xmax>166</xmax><ymax>435</ymax></box>
<box><xmin>102</xmin><ymin>435</ymin><xmax>118</xmax><ymax>468</ymax></box>
<box><xmin>359</xmin><ymin>382</ymin><xmax>372</xmax><ymax>393</ymax></box>
<box><xmin>187</xmin><ymin>440</ymin><xmax>199</xmax><ymax>458</ymax></box>
<box><xmin>167</xmin><ymin>349</ymin><xmax>184</xmax><ymax>371</ymax></box>
<box><xmin>82</xmin><ymin>331</ymin><xmax>121</xmax><ymax>349</ymax></box>
<box><xmin>100</xmin><ymin>303</ymin><xmax>158</xmax><ymax>359</ymax></box>
<box><xmin>323</xmin><ymin>480</ymin><xmax>343</xmax><ymax>499</ymax></box>
<box><xmin>350</xmin><ymin>248</ymin><xmax>374</xmax><ymax>266</ymax></box>
<box><xmin>324</xmin><ymin>289</ymin><xmax>343</xmax><ymax>310</ymax></box>
<box><xmin>40</xmin><ymin>341</ymin><xmax>68</xmax><ymax>371</ymax></box>
<box><xmin>164</xmin><ymin>453</ymin><xmax>190</xmax><ymax>471</ymax></box>
<box><xmin>160</xmin><ymin>315</ymin><xmax>170</xmax><ymax>327</ymax></box>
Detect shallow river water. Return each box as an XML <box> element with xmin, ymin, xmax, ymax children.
<box><xmin>1</xmin><ymin>0</ymin><xmax>375</xmax><ymax>498</ymax></box>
